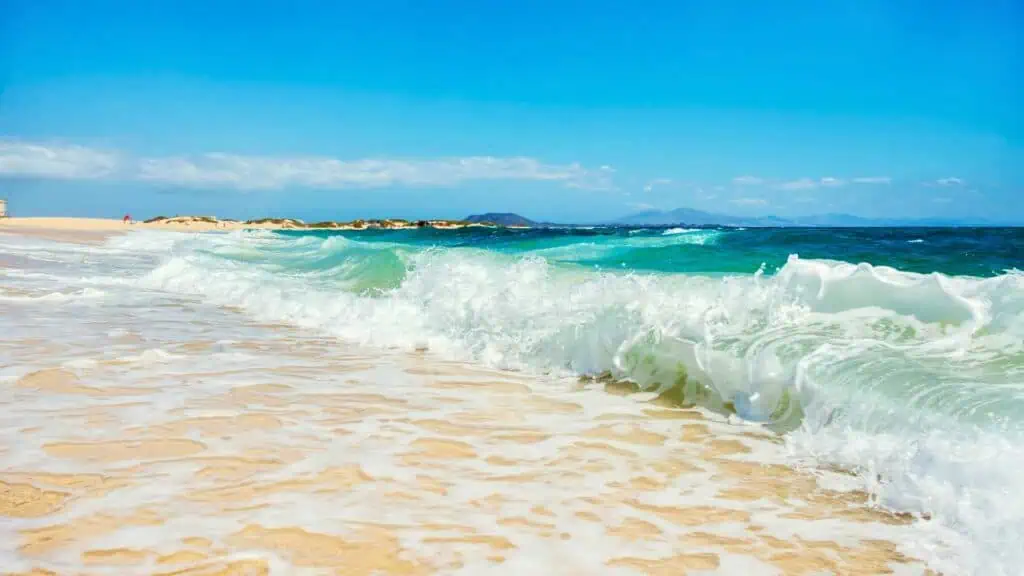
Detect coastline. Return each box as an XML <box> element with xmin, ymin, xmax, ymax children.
<box><xmin>0</xmin><ymin>224</ymin><xmax>945</xmax><ymax>575</ymax></box>
<box><xmin>0</xmin><ymin>216</ymin><xmax>524</xmax><ymax>245</ymax></box>
<box><xmin>0</xmin><ymin>217</ymin><xmax>235</xmax><ymax>244</ymax></box>
<box><xmin>0</xmin><ymin>215</ymin><xmax>516</xmax><ymax>231</ymax></box>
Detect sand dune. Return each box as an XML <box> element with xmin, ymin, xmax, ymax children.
<box><xmin>0</xmin><ymin>216</ymin><xmax>287</xmax><ymax>232</ymax></box>
<box><xmin>0</xmin><ymin>217</ymin><xmax>293</xmax><ymax>243</ymax></box>
<box><xmin>0</xmin><ymin>216</ymin><xmax>500</xmax><ymax>243</ymax></box>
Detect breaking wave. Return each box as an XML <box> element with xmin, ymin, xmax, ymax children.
<box><xmin>93</xmin><ymin>229</ymin><xmax>1024</xmax><ymax>574</ymax></box>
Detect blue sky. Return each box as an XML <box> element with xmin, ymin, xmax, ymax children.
<box><xmin>1</xmin><ymin>0</ymin><xmax>1021</xmax><ymax>223</ymax></box>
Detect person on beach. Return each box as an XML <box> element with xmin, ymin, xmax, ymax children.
<box><xmin>123</xmin><ymin>214</ymin><xmax>132</xmax><ymax>224</ymax></box>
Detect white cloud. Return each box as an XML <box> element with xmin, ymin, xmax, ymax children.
<box><xmin>0</xmin><ymin>140</ymin><xmax>615</xmax><ymax>191</ymax></box>
<box><xmin>731</xmin><ymin>197</ymin><xmax>767</xmax><ymax>206</ymax></box>
<box><xmin>935</xmin><ymin>177</ymin><xmax>965</xmax><ymax>186</ymax></box>
<box><xmin>732</xmin><ymin>175</ymin><xmax>764</xmax><ymax>186</ymax></box>
<box><xmin>774</xmin><ymin>176</ymin><xmax>876</xmax><ymax>190</ymax></box>
<box><xmin>564</xmin><ymin>165</ymin><xmax>617</xmax><ymax>191</ymax></box>
<box><xmin>851</xmin><ymin>176</ymin><xmax>891</xmax><ymax>185</ymax></box>
<box><xmin>0</xmin><ymin>141</ymin><xmax>120</xmax><ymax>179</ymax></box>
<box><xmin>775</xmin><ymin>178</ymin><xmax>819</xmax><ymax>191</ymax></box>
<box><xmin>139</xmin><ymin>153</ymin><xmax>613</xmax><ymax>191</ymax></box>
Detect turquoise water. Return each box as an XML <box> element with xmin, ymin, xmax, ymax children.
<box><xmin>104</xmin><ymin>225</ymin><xmax>1023</xmax><ymax>573</ymax></box>
<box><xmin>174</xmin><ymin>225</ymin><xmax>1024</xmax><ymax>429</ymax></box>
<box><xmin>278</xmin><ymin>225</ymin><xmax>1023</xmax><ymax>278</ymax></box>
<box><xmin>150</xmin><ymin>224</ymin><xmax>1020</xmax><ymax>435</ymax></box>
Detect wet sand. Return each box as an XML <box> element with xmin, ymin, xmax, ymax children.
<box><xmin>0</xmin><ymin>227</ymin><xmax>938</xmax><ymax>575</ymax></box>
<box><xmin>1</xmin><ymin>339</ymin><xmax>934</xmax><ymax>575</ymax></box>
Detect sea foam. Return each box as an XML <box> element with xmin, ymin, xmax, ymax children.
<box><xmin>4</xmin><ymin>228</ymin><xmax>1022</xmax><ymax>574</ymax></box>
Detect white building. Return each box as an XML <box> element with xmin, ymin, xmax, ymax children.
<box><xmin>0</xmin><ymin>198</ymin><xmax>7</xmax><ymax>218</ymax></box>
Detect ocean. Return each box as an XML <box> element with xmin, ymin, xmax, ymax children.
<box><xmin>1</xmin><ymin>225</ymin><xmax>1022</xmax><ymax>575</ymax></box>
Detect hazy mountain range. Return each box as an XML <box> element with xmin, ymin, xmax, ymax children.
<box><xmin>614</xmin><ymin>207</ymin><xmax>1005</xmax><ymax>227</ymax></box>
<box><xmin>465</xmin><ymin>208</ymin><xmax>1010</xmax><ymax>228</ymax></box>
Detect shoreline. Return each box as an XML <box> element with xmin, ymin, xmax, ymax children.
<box><xmin>0</xmin><ymin>215</ymin><xmax>521</xmax><ymax>234</ymax></box>
<box><xmin>0</xmin><ymin>323</ymin><xmax>933</xmax><ymax>575</ymax></box>
<box><xmin>0</xmin><ymin>219</ymin><xmax>948</xmax><ymax>574</ymax></box>
<box><xmin>0</xmin><ymin>216</ymin><xmax>526</xmax><ymax>245</ymax></box>
<box><xmin>0</xmin><ymin>217</ymin><xmax>290</xmax><ymax>245</ymax></box>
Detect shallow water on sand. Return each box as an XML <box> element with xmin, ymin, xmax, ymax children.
<box><xmin>0</xmin><ymin>231</ymin><xmax>942</xmax><ymax>575</ymax></box>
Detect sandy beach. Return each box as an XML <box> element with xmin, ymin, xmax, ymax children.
<box><xmin>0</xmin><ymin>217</ymin><xmax>297</xmax><ymax>243</ymax></box>
<box><xmin>0</xmin><ymin>222</ymin><xmax>939</xmax><ymax>575</ymax></box>
<box><xmin>0</xmin><ymin>217</ymin><xmax>503</xmax><ymax>247</ymax></box>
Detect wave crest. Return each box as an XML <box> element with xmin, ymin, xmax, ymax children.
<box><xmin>93</xmin><ymin>229</ymin><xmax>1024</xmax><ymax>574</ymax></box>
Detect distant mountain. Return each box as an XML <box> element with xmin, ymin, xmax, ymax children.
<box><xmin>465</xmin><ymin>212</ymin><xmax>537</xmax><ymax>227</ymax></box>
<box><xmin>615</xmin><ymin>207</ymin><xmax>1001</xmax><ymax>227</ymax></box>
<box><xmin>616</xmin><ymin>207</ymin><xmax>780</xmax><ymax>227</ymax></box>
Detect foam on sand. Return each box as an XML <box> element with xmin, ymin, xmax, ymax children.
<box><xmin>2</xmin><ymin>227</ymin><xmax>1020</xmax><ymax>574</ymax></box>
<box><xmin>0</xmin><ymin>332</ymin><xmax>931</xmax><ymax>575</ymax></box>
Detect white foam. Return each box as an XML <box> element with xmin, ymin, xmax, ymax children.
<box><xmin>661</xmin><ymin>227</ymin><xmax>697</xmax><ymax>235</ymax></box>
<box><xmin>0</xmin><ymin>287</ymin><xmax>105</xmax><ymax>303</ymax></box>
<box><xmin>2</xmin><ymin>229</ymin><xmax>1021</xmax><ymax>574</ymax></box>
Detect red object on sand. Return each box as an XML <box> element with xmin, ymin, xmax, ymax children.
<box><xmin>123</xmin><ymin>214</ymin><xmax>131</xmax><ymax>223</ymax></box>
